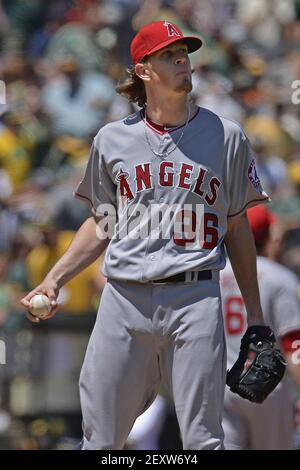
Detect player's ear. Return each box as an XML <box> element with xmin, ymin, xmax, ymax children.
<box><xmin>135</xmin><ymin>62</ymin><xmax>151</xmax><ymax>82</ymax></box>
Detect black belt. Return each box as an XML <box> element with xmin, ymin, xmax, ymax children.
<box><xmin>151</xmin><ymin>270</ymin><xmax>212</xmax><ymax>284</ymax></box>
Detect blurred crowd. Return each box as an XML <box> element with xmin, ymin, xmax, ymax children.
<box><xmin>0</xmin><ymin>0</ymin><xmax>300</xmax><ymax>450</ymax></box>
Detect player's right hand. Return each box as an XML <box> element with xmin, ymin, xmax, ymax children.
<box><xmin>20</xmin><ymin>276</ymin><xmax>60</xmax><ymax>323</ymax></box>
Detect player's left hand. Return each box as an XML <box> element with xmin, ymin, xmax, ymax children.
<box><xmin>226</xmin><ymin>325</ymin><xmax>286</xmax><ymax>403</ymax></box>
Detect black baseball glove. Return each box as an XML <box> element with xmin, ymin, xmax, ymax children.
<box><xmin>226</xmin><ymin>325</ymin><xmax>286</xmax><ymax>403</ymax></box>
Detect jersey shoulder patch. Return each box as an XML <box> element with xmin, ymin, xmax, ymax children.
<box><xmin>248</xmin><ymin>159</ymin><xmax>261</xmax><ymax>189</ymax></box>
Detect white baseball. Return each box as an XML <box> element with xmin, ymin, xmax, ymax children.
<box><xmin>29</xmin><ymin>294</ymin><xmax>52</xmax><ymax>319</ymax></box>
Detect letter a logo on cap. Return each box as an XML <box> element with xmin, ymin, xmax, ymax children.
<box><xmin>164</xmin><ymin>21</ymin><xmax>181</xmax><ymax>37</ymax></box>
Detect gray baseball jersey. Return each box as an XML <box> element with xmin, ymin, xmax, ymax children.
<box><xmin>221</xmin><ymin>257</ymin><xmax>300</xmax><ymax>449</ymax></box>
<box><xmin>75</xmin><ymin>106</ymin><xmax>269</xmax><ymax>282</ymax></box>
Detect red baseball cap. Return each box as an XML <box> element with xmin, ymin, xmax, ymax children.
<box><xmin>247</xmin><ymin>205</ymin><xmax>277</xmax><ymax>245</ymax></box>
<box><xmin>131</xmin><ymin>21</ymin><xmax>202</xmax><ymax>65</ymax></box>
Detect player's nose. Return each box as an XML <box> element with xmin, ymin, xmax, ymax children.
<box><xmin>175</xmin><ymin>56</ymin><xmax>187</xmax><ymax>65</ymax></box>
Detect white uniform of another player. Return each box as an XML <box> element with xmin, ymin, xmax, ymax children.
<box><xmin>126</xmin><ymin>395</ymin><xmax>166</xmax><ymax>450</ymax></box>
<box><xmin>221</xmin><ymin>257</ymin><xmax>300</xmax><ymax>450</ymax></box>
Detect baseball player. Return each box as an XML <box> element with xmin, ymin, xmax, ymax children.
<box><xmin>221</xmin><ymin>205</ymin><xmax>300</xmax><ymax>450</ymax></box>
<box><xmin>21</xmin><ymin>21</ymin><xmax>270</xmax><ymax>450</ymax></box>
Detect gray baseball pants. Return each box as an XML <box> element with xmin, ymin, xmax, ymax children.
<box><xmin>80</xmin><ymin>276</ymin><xmax>226</xmax><ymax>450</ymax></box>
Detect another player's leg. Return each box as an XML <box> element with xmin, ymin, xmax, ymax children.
<box><xmin>222</xmin><ymin>393</ymin><xmax>248</xmax><ymax>450</ymax></box>
<box><xmin>245</xmin><ymin>382</ymin><xmax>294</xmax><ymax>450</ymax></box>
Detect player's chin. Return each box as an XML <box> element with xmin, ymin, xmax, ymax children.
<box><xmin>175</xmin><ymin>77</ymin><xmax>192</xmax><ymax>93</ymax></box>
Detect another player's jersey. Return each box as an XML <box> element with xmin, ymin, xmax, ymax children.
<box><xmin>221</xmin><ymin>257</ymin><xmax>300</xmax><ymax>369</ymax></box>
<box><xmin>75</xmin><ymin>106</ymin><xmax>269</xmax><ymax>282</ymax></box>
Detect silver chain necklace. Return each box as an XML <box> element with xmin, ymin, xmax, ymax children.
<box><xmin>143</xmin><ymin>106</ymin><xmax>191</xmax><ymax>158</ymax></box>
